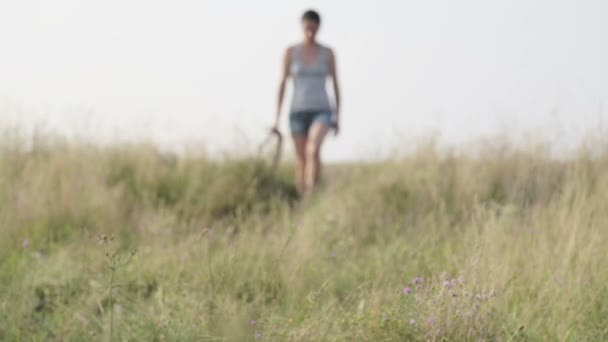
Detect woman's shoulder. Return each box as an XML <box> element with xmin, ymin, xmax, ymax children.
<box><xmin>287</xmin><ymin>43</ymin><xmax>302</xmax><ymax>52</ymax></box>
<box><xmin>318</xmin><ymin>43</ymin><xmax>335</xmax><ymax>56</ymax></box>
<box><xmin>319</xmin><ymin>44</ymin><xmax>335</xmax><ymax>61</ymax></box>
<box><xmin>283</xmin><ymin>44</ymin><xmax>299</xmax><ymax>60</ymax></box>
<box><xmin>286</xmin><ymin>42</ymin><xmax>333</xmax><ymax>51</ymax></box>
<box><xmin>281</xmin><ymin>44</ymin><xmax>298</xmax><ymax>64</ymax></box>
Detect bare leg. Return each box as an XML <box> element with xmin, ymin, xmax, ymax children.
<box><xmin>315</xmin><ymin>150</ymin><xmax>322</xmax><ymax>185</ymax></box>
<box><xmin>292</xmin><ymin>135</ymin><xmax>307</xmax><ymax>195</ymax></box>
<box><xmin>305</xmin><ymin>122</ymin><xmax>330</xmax><ymax>193</ymax></box>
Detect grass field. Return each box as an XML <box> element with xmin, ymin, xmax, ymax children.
<box><xmin>1</xmin><ymin>134</ymin><xmax>607</xmax><ymax>341</ymax></box>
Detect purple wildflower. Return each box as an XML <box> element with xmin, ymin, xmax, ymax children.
<box><xmin>444</xmin><ymin>280</ymin><xmax>453</xmax><ymax>289</ymax></box>
<box><xmin>412</xmin><ymin>277</ymin><xmax>423</xmax><ymax>285</ymax></box>
<box><xmin>403</xmin><ymin>287</ymin><xmax>412</xmax><ymax>296</ymax></box>
<box><xmin>428</xmin><ymin>318</ymin><xmax>437</xmax><ymax>326</ymax></box>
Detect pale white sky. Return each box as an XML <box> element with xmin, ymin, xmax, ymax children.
<box><xmin>1</xmin><ymin>0</ymin><xmax>607</xmax><ymax>160</ymax></box>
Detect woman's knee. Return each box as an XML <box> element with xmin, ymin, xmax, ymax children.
<box><xmin>295</xmin><ymin>147</ymin><xmax>306</xmax><ymax>161</ymax></box>
<box><xmin>305</xmin><ymin>143</ymin><xmax>320</xmax><ymax>160</ymax></box>
<box><xmin>296</xmin><ymin>155</ymin><xmax>306</xmax><ymax>168</ymax></box>
<box><xmin>292</xmin><ymin>137</ymin><xmax>307</xmax><ymax>161</ymax></box>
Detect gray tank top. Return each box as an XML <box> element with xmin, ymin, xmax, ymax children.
<box><xmin>290</xmin><ymin>44</ymin><xmax>332</xmax><ymax>113</ymax></box>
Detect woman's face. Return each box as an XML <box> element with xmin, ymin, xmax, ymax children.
<box><xmin>302</xmin><ymin>19</ymin><xmax>319</xmax><ymax>42</ymax></box>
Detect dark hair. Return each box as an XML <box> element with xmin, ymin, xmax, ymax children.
<box><xmin>302</xmin><ymin>10</ymin><xmax>321</xmax><ymax>24</ymax></box>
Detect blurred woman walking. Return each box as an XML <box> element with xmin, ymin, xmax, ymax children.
<box><xmin>272</xmin><ymin>9</ymin><xmax>341</xmax><ymax>196</ymax></box>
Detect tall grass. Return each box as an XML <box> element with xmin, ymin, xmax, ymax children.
<box><xmin>1</xmin><ymin>133</ymin><xmax>607</xmax><ymax>341</ymax></box>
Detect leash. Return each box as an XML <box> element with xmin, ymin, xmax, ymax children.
<box><xmin>257</xmin><ymin>129</ymin><xmax>283</xmax><ymax>172</ymax></box>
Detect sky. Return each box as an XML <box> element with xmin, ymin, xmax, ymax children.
<box><xmin>0</xmin><ymin>0</ymin><xmax>607</xmax><ymax>160</ymax></box>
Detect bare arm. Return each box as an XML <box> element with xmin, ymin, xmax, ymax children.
<box><xmin>328</xmin><ymin>48</ymin><xmax>341</xmax><ymax>135</ymax></box>
<box><xmin>274</xmin><ymin>47</ymin><xmax>291</xmax><ymax>132</ymax></box>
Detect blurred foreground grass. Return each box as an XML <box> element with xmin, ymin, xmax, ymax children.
<box><xmin>1</xmin><ymin>134</ymin><xmax>607</xmax><ymax>341</ymax></box>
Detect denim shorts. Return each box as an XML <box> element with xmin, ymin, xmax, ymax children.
<box><xmin>289</xmin><ymin>111</ymin><xmax>334</xmax><ymax>136</ymax></box>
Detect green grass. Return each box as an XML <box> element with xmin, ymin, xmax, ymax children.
<box><xmin>1</xmin><ymin>135</ymin><xmax>607</xmax><ymax>341</ymax></box>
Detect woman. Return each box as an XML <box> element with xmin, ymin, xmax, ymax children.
<box><xmin>272</xmin><ymin>9</ymin><xmax>341</xmax><ymax>196</ymax></box>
